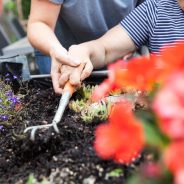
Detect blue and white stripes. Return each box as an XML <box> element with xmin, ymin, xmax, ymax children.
<box><xmin>121</xmin><ymin>0</ymin><xmax>184</xmax><ymax>53</ymax></box>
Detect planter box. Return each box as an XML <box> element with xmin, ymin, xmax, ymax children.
<box><xmin>0</xmin><ymin>77</ymin><xmax>137</xmax><ymax>184</ymax></box>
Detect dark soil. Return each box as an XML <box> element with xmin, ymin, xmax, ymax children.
<box><xmin>0</xmin><ymin>79</ymin><xmax>142</xmax><ymax>184</ymax></box>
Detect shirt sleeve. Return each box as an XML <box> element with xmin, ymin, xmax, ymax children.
<box><xmin>120</xmin><ymin>0</ymin><xmax>157</xmax><ymax>48</ymax></box>
<box><xmin>49</xmin><ymin>0</ymin><xmax>64</xmax><ymax>4</ymax></box>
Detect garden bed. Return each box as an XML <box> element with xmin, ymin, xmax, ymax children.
<box><xmin>0</xmin><ymin>79</ymin><xmax>142</xmax><ymax>184</ymax></box>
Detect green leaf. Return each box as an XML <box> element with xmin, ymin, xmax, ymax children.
<box><xmin>26</xmin><ymin>174</ymin><xmax>36</xmax><ymax>184</ymax></box>
<box><xmin>143</xmin><ymin>122</ymin><xmax>170</xmax><ymax>153</ymax></box>
<box><xmin>26</xmin><ymin>174</ymin><xmax>49</xmax><ymax>184</ymax></box>
<box><xmin>41</xmin><ymin>179</ymin><xmax>49</xmax><ymax>184</ymax></box>
<box><xmin>107</xmin><ymin>168</ymin><xmax>123</xmax><ymax>177</ymax></box>
<box><xmin>135</xmin><ymin>110</ymin><xmax>169</xmax><ymax>150</ymax></box>
<box><xmin>126</xmin><ymin>175</ymin><xmax>141</xmax><ymax>184</ymax></box>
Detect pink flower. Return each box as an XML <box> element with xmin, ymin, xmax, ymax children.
<box><xmin>164</xmin><ymin>141</ymin><xmax>184</xmax><ymax>183</ymax></box>
<box><xmin>175</xmin><ymin>170</ymin><xmax>184</xmax><ymax>184</ymax></box>
<box><xmin>141</xmin><ymin>162</ymin><xmax>161</xmax><ymax>178</ymax></box>
<box><xmin>153</xmin><ymin>72</ymin><xmax>184</xmax><ymax>139</ymax></box>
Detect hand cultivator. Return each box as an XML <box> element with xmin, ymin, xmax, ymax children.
<box><xmin>24</xmin><ymin>82</ymin><xmax>75</xmax><ymax>141</ymax></box>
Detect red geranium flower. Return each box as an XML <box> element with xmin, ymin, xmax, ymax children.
<box><xmin>94</xmin><ymin>101</ymin><xmax>145</xmax><ymax>164</ymax></box>
<box><xmin>153</xmin><ymin>72</ymin><xmax>184</xmax><ymax>139</ymax></box>
<box><xmin>106</xmin><ymin>56</ymin><xmax>160</xmax><ymax>92</ymax></box>
<box><xmin>92</xmin><ymin>57</ymin><xmax>159</xmax><ymax>101</ymax></box>
<box><xmin>108</xmin><ymin>59</ymin><xmax>127</xmax><ymax>88</ymax></box>
<box><xmin>118</xmin><ymin>56</ymin><xmax>159</xmax><ymax>91</ymax></box>
<box><xmin>91</xmin><ymin>79</ymin><xmax>115</xmax><ymax>102</ymax></box>
<box><xmin>93</xmin><ymin>41</ymin><xmax>184</xmax><ymax>102</ymax></box>
<box><xmin>92</xmin><ymin>60</ymin><xmax>127</xmax><ymax>101</ymax></box>
<box><xmin>158</xmin><ymin>41</ymin><xmax>184</xmax><ymax>83</ymax></box>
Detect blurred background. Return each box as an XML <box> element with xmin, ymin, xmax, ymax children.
<box><xmin>0</xmin><ymin>0</ymin><xmax>39</xmax><ymax>74</ymax></box>
<box><xmin>0</xmin><ymin>0</ymin><xmax>30</xmax><ymax>42</ymax></box>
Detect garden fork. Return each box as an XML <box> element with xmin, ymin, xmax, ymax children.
<box><xmin>24</xmin><ymin>82</ymin><xmax>75</xmax><ymax>141</ymax></box>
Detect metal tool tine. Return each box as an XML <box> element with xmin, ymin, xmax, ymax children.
<box><xmin>52</xmin><ymin>90</ymin><xmax>71</xmax><ymax>133</ymax></box>
<box><xmin>30</xmin><ymin>127</ymin><xmax>37</xmax><ymax>141</ymax></box>
<box><xmin>24</xmin><ymin>82</ymin><xmax>75</xmax><ymax>141</ymax></box>
<box><xmin>24</xmin><ymin>124</ymin><xmax>52</xmax><ymax>141</ymax></box>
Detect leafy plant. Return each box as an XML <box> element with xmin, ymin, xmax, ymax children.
<box><xmin>76</xmin><ymin>84</ymin><xmax>97</xmax><ymax>101</ymax></box>
<box><xmin>69</xmin><ymin>84</ymin><xmax>146</xmax><ymax>123</ymax></box>
<box><xmin>69</xmin><ymin>84</ymin><xmax>111</xmax><ymax>123</ymax></box>
<box><xmin>80</xmin><ymin>100</ymin><xmax>111</xmax><ymax>123</ymax></box>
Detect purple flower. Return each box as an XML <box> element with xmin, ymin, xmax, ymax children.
<box><xmin>5</xmin><ymin>91</ymin><xmax>13</xmax><ymax>97</ymax></box>
<box><xmin>5</xmin><ymin>73</ymin><xmax>10</xmax><ymax>77</ymax></box>
<box><xmin>0</xmin><ymin>115</ymin><xmax>8</xmax><ymax>121</ymax></box>
<box><xmin>5</xmin><ymin>78</ymin><xmax>10</xmax><ymax>82</ymax></box>
<box><xmin>0</xmin><ymin>125</ymin><xmax>3</xmax><ymax>130</ymax></box>
<box><xmin>0</xmin><ymin>98</ymin><xmax>2</xmax><ymax>103</ymax></box>
<box><xmin>8</xmin><ymin>97</ymin><xmax>19</xmax><ymax>104</ymax></box>
<box><xmin>13</xmin><ymin>75</ymin><xmax>18</xmax><ymax>79</ymax></box>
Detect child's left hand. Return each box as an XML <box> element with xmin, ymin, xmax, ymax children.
<box><xmin>59</xmin><ymin>45</ymin><xmax>94</xmax><ymax>90</ymax></box>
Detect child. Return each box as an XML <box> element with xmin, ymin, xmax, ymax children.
<box><xmin>57</xmin><ymin>0</ymin><xmax>184</xmax><ymax>93</ymax></box>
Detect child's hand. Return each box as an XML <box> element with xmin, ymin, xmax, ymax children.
<box><xmin>59</xmin><ymin>45</ymin><xmax>94</xmax><ymax>89</ymax></box>
<box><xmin>50</xmin><ymin>45</ymin><xmax>80</xmax><ymax>94</ymax></box>
<box><xmin>59</xmin><ymin>64</ymin><xmax>82</xmax><ymax>88</ymax></box>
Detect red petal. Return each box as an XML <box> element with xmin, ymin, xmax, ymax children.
<box><xmin>92</xmin><ymin>79</ymin><xmax>114</xmax><ymax>102</ymax></box>
<box><xmin>94</xmin><ymin>123</ymin><xmax>122</xmax><ymax>159</ymax></box>
<box><xmin>94</xmin><ymin>101</ymin><xmax>145</xmax><ymax>164</ymax></box>
<box><xmin>164</xmin><ymin>141</ymin><xmax>184</xmax><ymax>174</ymax></box>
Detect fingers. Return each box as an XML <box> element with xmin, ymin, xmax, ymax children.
<box><xmin>69</xmin><ymin>63</ymin><xmax>85</xmax><ymax>86</ymax></box>
<box><xmin>51</xmin><ymin>57</ymin><xmax>63</xmax><ymax>95</ymax></box>
<box><xmin>58</xmin><ymin>71</ymin><xmax>70</xmax><ymax>88</ymax></box>
<box><xmin>56</xmin><ymin>54</ymin><xmax>80</xmax><ymax>66</ymax></box>
<box><xmin>59</xmin><ymin>61</ymin><xmax>93</xmax><ymax>87</ymax></box>
<box><xmin>53</xmin><ymin>47</ymin><xmax>80</xmax><ymax>66</ymax></box>
<box><xmin>50</xmin><ymin>46</ymin><xmax>80</xmax><ymax>94</ymax></box>
<box><xmin>81</xmin><ymin>60</ymin><xmax>93</xmax><ymax>81</ymax></box>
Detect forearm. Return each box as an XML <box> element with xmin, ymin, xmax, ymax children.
<box><xmin>79</xmin><ymin>25</ymin><xmax>136</xmax><ymax>69</ymax></box>
<box><xmin>77</xmin><ymin>40</ymin><xmax>106</xmax><ymax>69</ymax></box>
<box><xmin>27</xmin><ymin>21</ymin><xmax>65</xmax><ymax>56</ymax></box>
<box><xmin>27</xmin><ymin>0</ymin><xmax>64</xmax><ymax>56</ymax></box>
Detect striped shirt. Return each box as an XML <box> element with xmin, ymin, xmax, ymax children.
<box><xmin>121</xmin><ymin>0</ymin><xmax>184</xmax><ymax>53</ymax></box>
